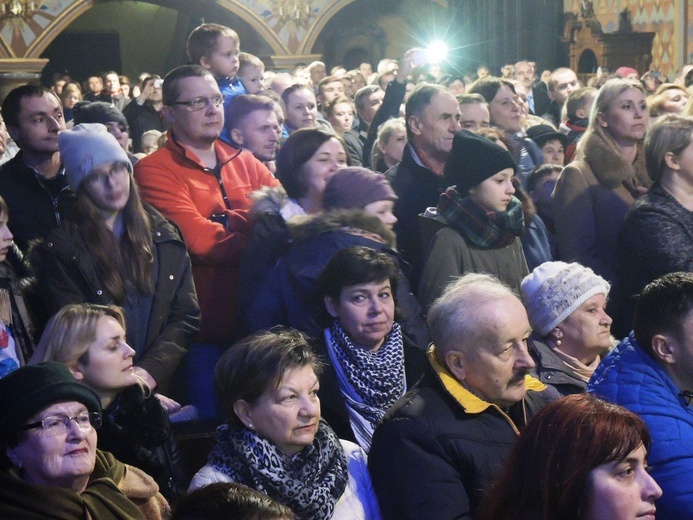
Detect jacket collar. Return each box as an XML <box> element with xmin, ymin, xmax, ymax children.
<box><xmin>164</xmin><ymin>130</ymin><xmax>242</xmax><ymax>170</ymax></box>
<box><xmin>427</xmin><ymin>344</ymin><xmax>546</xmax><ymax>433</ymax></box>
<box><xmin>580</xmin><ymin>130</ymin><xmax>650</xmax><ymax>190</ymax></box>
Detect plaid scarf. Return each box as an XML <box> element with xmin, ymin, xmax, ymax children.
<box><xmin>437</xmin><ymin>186</ymin><xmax>524</xmax><ymax>248</ymax></box>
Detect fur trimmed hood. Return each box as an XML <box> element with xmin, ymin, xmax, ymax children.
<box><xmin>287</xmin><ymin>209</ymin><xmax>397</xmax><ymax>249</ymax></box>
<box><xmin>249</xmin><ymin>185</ymin><xmax>288</xmax><ymax>219</ymax></box>
<box><xmin>579</xmin><ymin>130</ymin><xmax>651</xmax><ymax>191</ymax></box>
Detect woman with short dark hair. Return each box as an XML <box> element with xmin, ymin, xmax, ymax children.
<box><xmin>190</xmin><ymin>328</ymin><xmax>382</xmax><ymax>519</ymax></box>
<box><xmin>317</xmin><ymin>247</ymin><xmax>427</xmax><ymax>450</ymax></box>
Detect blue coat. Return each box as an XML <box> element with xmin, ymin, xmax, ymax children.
<box><xmin>588</xmin><ymin>334</ymin><xmax>693</xmax><ymax>519</ymax></box>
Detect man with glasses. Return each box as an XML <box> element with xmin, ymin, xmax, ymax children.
<box><xmin>134</xmin><ymin>65</ymin><xmax>279</xmax><ymax>418</ymax></box>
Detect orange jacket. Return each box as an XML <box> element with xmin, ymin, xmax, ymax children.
<box><xmin>135</xmin><ymin>133</ymin><xmax>279</xmax><ymax>343</ymax></box>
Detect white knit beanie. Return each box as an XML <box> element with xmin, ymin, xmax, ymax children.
<box><xmin>59</xmin><ymin>123</ymin><xmax>131</xmax><ymax>191</ymax></box>
<box><xmin>521</xmin><ymin>261</ymin><xmax>611</xmax><ymax>337</ymax></box>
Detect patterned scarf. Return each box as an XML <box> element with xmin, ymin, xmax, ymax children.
<box><xmin>328</xmin><ymin>321</ymin><xmax>406</xmax><ymax>431</ymax></box>
<box><xmin>437</xmin><ymin>186</ymin><xmax>525</xmax><ymax>248</ymax></box>
<box><xmin>208</xmin><ymin>419</ymin><xmax>348</xmax><ymax>520</ymax></box>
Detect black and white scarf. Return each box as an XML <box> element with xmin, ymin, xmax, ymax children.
<box><xmin>328</xmin><ymin>321</ymin><xmax>406</xmax><ymax>432</ymax></box>
<box><xmin>208</xmin><ymin>419</ymin><xmax>348</xmax><ymax>520</ymax></box>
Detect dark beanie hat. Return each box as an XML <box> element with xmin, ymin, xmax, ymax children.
<box><xmin>526</xmin><ymin>124</ymin><xmax>568</xmax><ymax>148</ymax></box>
<box><xmin>323</xmin><ymin>166</ymin><xmax>397</xmax><ymax>210</ymax></box>
<box><xmin>73</xmin><ymin>101</ymin><xmax>129</xmax><ymax>132</ymax></box>
<box><xmin>0</xmin><ymin>362</ymin><xmax>101</xmax><ymax>443</ymax></box>
<box><xmin>444</xmin><ymin>130</ymin><xmax>517</xmax><ymax>194</ymax></box>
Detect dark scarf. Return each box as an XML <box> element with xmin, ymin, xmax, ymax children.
<box><xmin>209</xmin><ymin>419</ymin><xmax>348</xmax><ymax>520</ymax></box>
<box><xmin>437</xmin><ymin>186</ymin><xmax>524</xmax><ymax>248</ymax></box>
<box><xmin>328</xmin><ymin>321</ymin><xmax>406</xmax><ymax>429</ymax></box>
<box><xmin>0</xmin><ymin>450</ymin><xmax>145</xmax><ymax>519</ymax></box>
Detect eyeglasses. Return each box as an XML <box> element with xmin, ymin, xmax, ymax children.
<box><xmin>87</xmin><ymin>164</ymin><xmax>129</xmax><ymax>186</ymax></box>
<box><xmin>22</xmin><ymin>412</ymin><xmax>102</xmax><ymax>435</ymax></box>
<box><xmin>170</xmin><ymin>95</ymin><xmax>224</xmax><ymax>111</ymax></box>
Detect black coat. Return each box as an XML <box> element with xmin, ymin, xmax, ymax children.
<box><xmin>37</xmin><ymin>203</ymin><xmax>200</xmax><ymax>390</ymax></box>
<box><xmin>313</xmin><ymin>330</ymin><xmax>428</xmax><ymax>445</ymax></box>
<box><xmin>368</xmin><ymin>362</ymin><xmax>557</xmax><ymax>520</ymax></box>
<box><xmin>99</xmin><ymin>385</ymin><xmax>186</xmax><ymax>504</ymax></box>
<box><xmin>0</xmin><ymin>152</ymin><xmax>76</xmax><ymax>253</ymax></box>
<box><xmin>386</xmin><ymin>145</ymin><xmax>448</xmax><ymax>287</ymax></box>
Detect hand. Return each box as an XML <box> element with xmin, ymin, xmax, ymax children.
<box><xmin>397</xmin><ymin>48</ymin><xmax>418</xmax><ymax>83</ymax></box>
<box><xmin>155</xmin><ymin>393</ymin><xmax>183</xmax><ymax>415</ymax></box>
<box><xmin>136</xmin><ymin>81</ymin><xmax>153</xmax><ymax>105</ymax></box>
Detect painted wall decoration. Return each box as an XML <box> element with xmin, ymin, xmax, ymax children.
<box><xmin>564</xmin><ymin>0</ymin><xmax>684</xmax><ymax>80</ymax></box>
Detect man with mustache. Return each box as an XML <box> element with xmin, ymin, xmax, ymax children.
<box><xmin>368</xmin><ymin>273</ymin><xmax>559</xmax><ymax>520</ymax></box>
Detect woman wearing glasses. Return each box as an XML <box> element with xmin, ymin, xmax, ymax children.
<box><xmin>0</xmin><ymin>362</ymin><xmax>170</xmax><ymax>519</ymax></box>
<box><xmin>31</xmin><ymin>303</ymin><xmax>187</xmax><ymax>503</ymax></box>
<box><xmin>36</xmin><ymin>124</ymin><xmax>200</xmax><ymax>408</ymax></box>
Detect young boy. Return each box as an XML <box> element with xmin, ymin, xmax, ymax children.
<box><xmin>187</xmin><ymin>23</ymin><xmax>247</xmax><ymax>144</ymax></box>
<box><xmin>561</xmin><ymin>87</ymin><xmax>596</xmax><ymax>163</ymax></box>
<box><xmin>237</xmin><ymin>52</ymin><xmax>265</xmax><ymax>95</ymax></box>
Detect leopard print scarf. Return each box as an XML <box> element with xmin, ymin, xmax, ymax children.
<box><xmin>208</xmin><ymin>419</ymin><xmax>348</xmax><ymax>520</ymax></box>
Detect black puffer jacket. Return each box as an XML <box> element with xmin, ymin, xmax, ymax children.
<box><xmin>368</xmin><ymin>356</ymin><xmax>558</xmax><ymax>520</ymax></box>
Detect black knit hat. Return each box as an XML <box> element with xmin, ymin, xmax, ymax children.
<box><xmin>0</xmin><ymin>362</ymin><xmax>101</xmax><ymax>443</ymax></box>
<box><xmin>73</xmin><ymin>101</ymin><xmax>129</xmax><ymax>132</ymax></box>
<box><xmin>444</xmin><ymin>130</ymin><xmax>517</xmax><ymax>194</ymax></box>
<box><xmin>526</xmin><ymin>124</ymin><xmax>568</xmax><ymax>148</ymax></box>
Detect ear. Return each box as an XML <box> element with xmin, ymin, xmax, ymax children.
<box><xmin>408</xmin><ymin>115</ymin><xmax>423</xmax><ymax>137</ymax></box>
<box><xmin>199</xmin><ymin>56</ymin><xmax>212</xmax><ymax>71</ymax></box>
<box><xmin>575</xmin><ymin>107</ymin><xmax>589</xmax><ymax>119</ymax></box>
<box><xmin>444</xmin><ymin>350</ymin><xmax>467</xmax><ymax>382</ymax></box>
<box><xmin>6</xmin><ymin>125</ymin><xmax>19</xmax><ymax>144</ymax></box>
<box><xmin>6</xmin><ymin>446</ymin><xmax>21</xmax><ymax>468</ymax></box>
<box><xmin>651</xmin><ymin>334</ymin><xmax>677</xmax><ymax>365</ymax></box>
<box><xmin>161</xmin><ymin>105</ymin><xmax>176</xmax><ymax>125</ymax></box>
<box><xmin>324</xmin><ymin>296</ymin><xmax>339</xmax><ymax>319</ymax></box>
<box><xmin>596</xmin><ymin>112</ymin><xmax>608</xmax><ymax>128</ymax></box>
<box><xmin>232</xmin><ymin>399</ymin><xmax>254</xmax><ymax>429</ymax></box>
<box><xmin>69</xmin><ymin>361</ymin><xmax>85</xmax><ymax>381</ymax></box>
<box><xmin>663</xmin><ymin>151</ymin><xmax>680</xmax><ymax>172</ymax></box>
<box><xmin>230</xmin><ymin>128</ymin><xmax>245</xmax><ymax>146</ymax></box>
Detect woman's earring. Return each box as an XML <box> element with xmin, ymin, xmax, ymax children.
<box><xmin>552</xmin><ymin>328</ymin><xmax>563</xmax><ymax>346</ymax></box>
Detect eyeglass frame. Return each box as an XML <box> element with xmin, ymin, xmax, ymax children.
<box><xmin>21</xmin><ymin>411</ymin><xmax>103</xmax><ymax>435</ymax></box>
<box><xmin>168</xmin><ymin>95</ymin><xmax>225</xmax><ymax>112</ymax></box>
<box><xmin>86</xmin><ymin>162</ymin><xmax>131</xmax><ymax>186</ymax></box>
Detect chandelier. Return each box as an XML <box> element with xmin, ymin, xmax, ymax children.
<box><xmin>276</xmin><ymin>0</ymin><xmax>311</xmax><ymax>25</ymax></box>
<box><xmin>0</xmin><ymin>0</ymin><xmax>36</xmax><ymax>20</ymax></box>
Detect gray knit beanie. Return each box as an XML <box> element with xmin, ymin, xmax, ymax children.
<box><xmin>59</xmin><ymin>123</ymin><xmax>132</xmax><ymax>191</ymax></box>
<box><xmin>521</xmin><ymin>261</ymin><xmax>611</xmax><ymax>337</ymax></box>
<box><xmin>322</xmin><ymin>166</ymin><xmax>397</xmax><ymax>210</ymax></box>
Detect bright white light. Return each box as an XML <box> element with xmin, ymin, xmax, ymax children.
<box><xmin>427</xmin><ymin>40</ymin><xmax>448</xmax><ymax>63</ymax></box>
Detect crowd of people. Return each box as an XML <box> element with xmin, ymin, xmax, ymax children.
<box><xmin>0</xmin><ymin>18</ymin><xmax>692</xmax><ymax>519</ymax></box>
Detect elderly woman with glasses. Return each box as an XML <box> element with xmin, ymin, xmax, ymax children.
<box><xmin>36</xmin><ymin>124</ymin><xmax>200</xmax><ymax>408</ymax></box>
<box><xmin>0</xmin><ymin>362</ymin><xmax>169</xmax><ymax>519</ymax></box>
